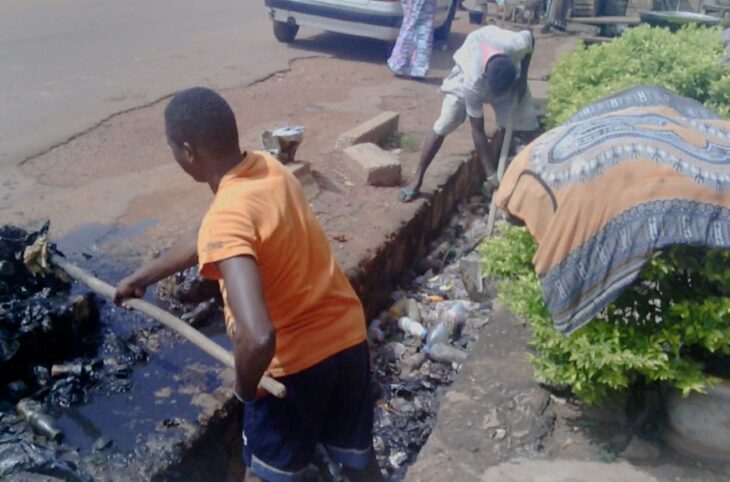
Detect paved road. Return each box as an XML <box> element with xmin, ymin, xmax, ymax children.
<box><xmin>0</xmin><ymin>0</ymin><xmax>315</xmax><ymax>166</ymax></box>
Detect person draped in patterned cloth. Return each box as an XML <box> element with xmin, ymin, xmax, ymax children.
<box><xmin>387</xmin><ymin>0</ymin><xmax>437</xmax><ymax>78</ymax></box>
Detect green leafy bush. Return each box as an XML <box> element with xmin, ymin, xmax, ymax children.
<box><xmin>480</xmin><ymin>225</ymin><xmax>730</xmax><ymax>404</ymax></box>
<box><xmin>546</xmin><ymin>25</ymin><xmax>730</xmax><ymax>127</ymax></box>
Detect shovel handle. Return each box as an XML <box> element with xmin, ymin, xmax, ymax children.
<box><xmin>50</xmin><ymin>254</ymin><xmax>286</xmax><ymax>399</ymax></box>
<box><xmin>486</xmin><ymin>90</ymin><xmax>520</xmax><ymax>237</ymax></box>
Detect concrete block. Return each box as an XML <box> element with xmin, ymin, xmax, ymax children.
<box><xmin>343</xmin><ymin>143</ymin><xmax>401</xmax><ymax>187</ymax></box>
<box><xmin>336</xmin><ymin>111</ymin><xmax>399</xmax><ymax>149</ymax></box>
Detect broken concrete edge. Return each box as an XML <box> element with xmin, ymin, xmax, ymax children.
<box><xmin>154</xmin><ymin>395</ymin><xmax>245</xmax><ymax>482</ymax></box>
<box><xmin>336</xmin><ymin>111</ymin><xmax>400</xmax><ymax>149</ymax></box>
<box><xmin>343</xmin><ymin>143</ymin><xmax>402</xmax><ymax>187</ymax></box>
<box><xmin>145</xmin><ymin>151</ymin><xmax>485</xmax><ymax>480</ymax></box>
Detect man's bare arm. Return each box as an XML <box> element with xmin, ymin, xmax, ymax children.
<box><xmin>218</xmin><ymin>256</ymin><xmax>276</xmax><ymax>401</ymax></box>
<box><xmin>114</xmin><ymin>227</ymin><xmax>199</xmax><ymax>303</ymax></box>
<box><xmin>469</xmin><ymin>115</ymin><xmax>495</xmax><ymax>177</ymax></box>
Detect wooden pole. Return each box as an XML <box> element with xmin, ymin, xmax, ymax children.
<box><xmin>50</xmin><ymin>254</ymin><xmax>286</xmax><ymax>399</ymax></box>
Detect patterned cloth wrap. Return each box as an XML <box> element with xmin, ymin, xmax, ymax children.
<box><xmin>495</xmin><ymin>86</ymin><xmax>730</xmax><ymax>334</ymax></box>
<box><xmin>387</xmin><ymin>0</ymin><xmax>437</xmax><ymax>78</ymax></box>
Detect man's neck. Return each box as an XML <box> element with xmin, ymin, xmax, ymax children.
<box><xmin>207</xmin><ymin>150</ymin><xmax>245</xmax><ymax>193</ymax></box>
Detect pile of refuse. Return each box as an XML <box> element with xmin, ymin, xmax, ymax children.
<box><xmin>155</xmin><ymin>266</ymin><xmax>221</xmax><ymax>327</ymax></box>
<box><xmin>368</xmin><ymin>197</ymin><xmax>493</xmax><ymax>480</ymax></box>
<box><xmin>0</xmin><ymin>225</ymin><xmax>148</xmax><ymax>480</ymax></box>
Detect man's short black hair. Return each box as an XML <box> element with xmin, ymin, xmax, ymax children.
<box><xmin>164</xmin><ymin>87</ymin><xmax>239</xmax><ymax>157</ymax></box>
<box><xmin>486</xmin><ymin>55</ymin><xmax>517</xmax><ymax>98</ymax></box>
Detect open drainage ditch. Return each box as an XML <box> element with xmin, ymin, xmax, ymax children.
<box><xmin>0</xmin><ymin>140</ymin><xmax>494</xmax><ymax>482</ymax></box>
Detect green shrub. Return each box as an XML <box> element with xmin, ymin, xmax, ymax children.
<box><xmin>480</xmin><ymin>225</ymin><xmax>730</xmax><ymax>404</ymax></box>
<box><xmin>546</xmin><ymin>25</ymin><xmax>730</xmax><ymax>128</ymax></box>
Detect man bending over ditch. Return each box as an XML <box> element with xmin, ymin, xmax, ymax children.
<box><xmin>114</xmin><ymin>87</ymin><xmax>384</xmax><ymax>482</ymax></box>
<box><xmin>399</xmin><ymin>25</ymin><xmax>539</xmax><ymax>202</ymax></box>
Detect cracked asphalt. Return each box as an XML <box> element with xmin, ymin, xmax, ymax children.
<box><xmin>0</xmin><ymin>0</ymin><xmax>319</xmax><ymax>167</ymax></box>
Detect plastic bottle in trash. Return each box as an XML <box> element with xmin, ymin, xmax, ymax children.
<box><xmin>426</xmin><ymin>343</ymin><xmax>467</xmax><ymax>364</ymax></box>
<box><xmin>445</xmin><ymin>302</ymin><xmax>468</xmax><ymax>325</ymax></box>
<box><xmin>367</xmin><ymin>320</ymin><xmax>385</xmax><ymax>344</ymax></box>
<box><xmin>16</xmin><ymin>399</ymin><xmax>63</xmax><ymax>441</ymax></box>
<box><xmin>426</xmin><ymin>319</ymin><xmax>453</xmax><ymax>347</ymax></box>
<box><xmin>398</xmin><ymin>317</ymin><xmax>427</xmax><ymax>339</ymax></box>
<box><xmin>406</xmin><ymin>298</ymin><xmax>422</xmax><ymax>322</ymax></box>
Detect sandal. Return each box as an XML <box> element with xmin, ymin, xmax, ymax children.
<box><xmin>398</xmin><ymin>188</ymin><xmax>420</xmax><ymax>203</ymax></box>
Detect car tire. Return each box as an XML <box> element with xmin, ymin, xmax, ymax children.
<box><xmin>434</xmin><ymin>0</ymin><xmax>457</xmax><ymax>41</ymax></box>
<box><xmin>273</xmin><ymin>21</ymin><xmax>299</xmax><ymax>43</ymax></box>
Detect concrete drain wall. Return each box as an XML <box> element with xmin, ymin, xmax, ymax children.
<box><xmin>349</xmin><ymin>152</ymin><xmax>483</xmax><ymax>320</ymax></box>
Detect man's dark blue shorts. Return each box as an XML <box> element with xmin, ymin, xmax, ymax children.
<box><xmin>242</xmin><ymin>342</ymin><xmax>373</xmax><ymax>482</ymax></box>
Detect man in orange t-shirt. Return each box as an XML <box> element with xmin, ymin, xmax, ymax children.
<box><xmin>115</xmin><ymin>87</ymin><xmax>383</xmax><ymax>482</ymax></box>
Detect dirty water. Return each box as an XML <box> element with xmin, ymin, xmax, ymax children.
<box><xmin>46</xmin><ymin>268</ymin><xmax>232</xmax><ymax>454</ymax></box>
<box><xmin>1</xmin><ymin>222</ymin><xmax>235</xmax><ymax>480</ymax></box>
<box><xmin>46</xmin><ymin>317</ymin><xmax>230</xmax><ymax>454</ymax></box>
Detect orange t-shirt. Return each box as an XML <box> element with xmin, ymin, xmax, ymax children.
<box><xmin>197</xmin><ymin>151</ymin><xmax>366</xmax><ymax>378</ymax></box>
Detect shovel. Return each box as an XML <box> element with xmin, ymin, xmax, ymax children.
<box><xmin>49</xmin><ymin>254</ymin><xmax>286</xmax><ymax>399</ymax></box>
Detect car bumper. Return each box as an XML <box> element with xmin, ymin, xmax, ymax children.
<box><xmin>265</xmin><ymin>0</ymin><xmax>404</xmax><ymax>40</ymax></box>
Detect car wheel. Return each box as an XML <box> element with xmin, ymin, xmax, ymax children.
<box><xmin>434</xmin><ymin>0</ymin><xmax>457</xmax><ymax>41</ymax></box>
<box><xmin>273</xmin><ymin>21</ymin><xmax>299</xmax><ymax>43</ymax></box>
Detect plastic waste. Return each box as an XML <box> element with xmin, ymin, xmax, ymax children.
<box><xmin>406</xmin><ymin>298</ymin><xmax>421</xmax><ymax>322</ymax></box>
<box><xmin>388</xmin><ymin>299</ymin><xmax>408</xmax><ymax>318</ymax></box>
<box><xmin>400</xmin><ymin>352</ymin><xmax>426</xmax><ymax>377</ymax></box>
<box><xmin>367</xmin><ymin>320</ymin><xmax>385</xmax><ymax>344</ymax></box>
<box><xmin>426</xmin><ymin>343</ymin><xmax>467</xmax><ymax>364</ymax></box>
<box><xmin>180</xmin><ymin>299</ymin><xmax>216</xmax><ymax>327</ymax></box>
<box><xmin>398</xmin><ymin>317</ymin><xmax>427</xmax><ymax>339</ymax></box>
<box><xmin>51</xmin><ymin>362</ymin><xmax>85</xmax><ymax>378</ymax></box>
<box><xmin>445</xmin><ymin>302</ymin><xmax>468</xmax><ymax>325</ymax></box>
<box><xmin>0</xmin><ymin>434</ymin><xmax>89</xmax><ymax>480</ymax></box>
<box><xmin>16</xmin><ymin>399</ymin><xmax>63</xmax><ymax>441</ymax></box>
<box><xmin>426</xmin><ymin>320</ymin><xmax>453</xmax><ymax>347</ymax></box>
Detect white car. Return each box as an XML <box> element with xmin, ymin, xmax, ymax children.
<box><xmin>264</xmin><ymin>0</ymin><xmax>457</xmax><ymax>43</ymax></box>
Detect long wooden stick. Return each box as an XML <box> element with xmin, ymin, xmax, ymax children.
<box><xmin>50</xmin><ymin>254</ymin><xmax>286</xmax><ymax>399</ymax></box>
<box><xmin>485</xmin><ymin>91</ymin><xmax>519</xmax><ymax>237</ymax></box>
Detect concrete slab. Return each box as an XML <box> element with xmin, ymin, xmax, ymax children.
<box><xmin>343</xmin><ymin>143</ymin><xmax>402</xmax><ymax>187</ymax></box>
<box><xmin>336</xmin><ymin>111</ymin><xmax>400</xmax><ymax>149</ymax></box>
